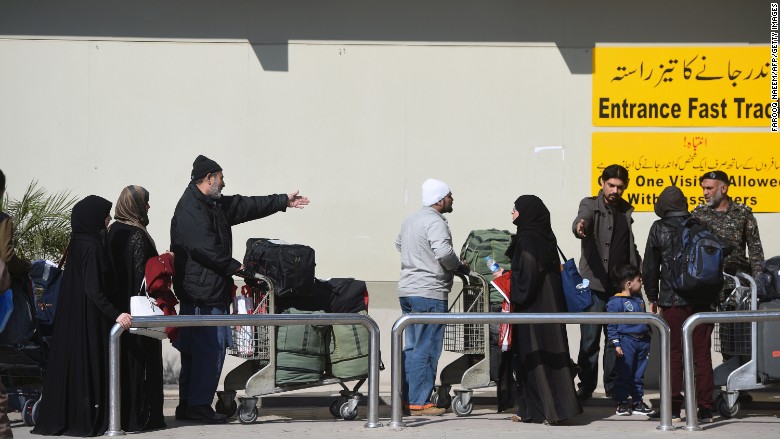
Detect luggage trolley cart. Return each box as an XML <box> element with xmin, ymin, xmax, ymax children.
<box><xmin>217</xmin><ymin>272</ymin><xmax>368</xmax><ymax>424</ymax></box>
<box><xmin>435</xmin><ymin>271</ymin><xmax>492</xmax><ymax>416</ymax></box>
<box><xmin>712</xmin><ymin>272</ymin><xmax>780</xmax><ymax>418</ymax></box>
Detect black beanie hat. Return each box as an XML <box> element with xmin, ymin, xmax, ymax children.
<box><xmin>191</xmin><ymin>155</ymin><xmax>222</xmax><ymax>181</ymax></box>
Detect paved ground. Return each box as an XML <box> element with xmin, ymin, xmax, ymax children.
<box><xmin>9</xmin><ymin>389</ymin><xmax>780</xmax><ymax>438</ymax></box>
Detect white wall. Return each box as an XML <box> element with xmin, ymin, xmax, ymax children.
<box><xmin>1</xmin><ymin>1</ymin><xmax>775</xmax><ymax>282</ymax></box>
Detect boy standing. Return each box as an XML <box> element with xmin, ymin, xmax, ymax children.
<box><xmin>606</xmin><ymin>264</ymin><xmax>653</xmax><ymax>416</ymax></box>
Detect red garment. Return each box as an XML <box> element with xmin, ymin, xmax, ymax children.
<box><xmin>490</xmin><ymin>271</ymin><xmax>513</xmax><ymax>351</ymax></box>
<box><xmin>155</xmin><ymin>290</ymin><xmax>179</xmax><ymax>342</ymax></box>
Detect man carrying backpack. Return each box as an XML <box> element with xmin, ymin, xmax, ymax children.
<box><xmin>170</xmin><ymin>155</ymin><xmax>309</xmax><ymax>423</ymax></box>
<box><xmin>643</xmin><ymin>186</ymin><xmax>719</xmax><ymax>423</ymax></box>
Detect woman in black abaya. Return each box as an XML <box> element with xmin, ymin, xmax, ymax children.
<box><xmin>32</xmin><ymin>196</ymin><xmax>132</xmax><ymax>437</ymax></box>
<box><xmin>106</xmin><ymin>186</ymin><xmax>166</xmax><ymax>431</ymax></box>
<box><xmin>499</xmin><ymin>195</ymin><xmax>581</xmax><ymax>424</ymax></box>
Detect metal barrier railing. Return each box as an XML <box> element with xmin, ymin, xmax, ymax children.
<box><xmin>389</xmin><ymin>312</ymin><xmax>673</xmax><ymax>430</ymax></box>
<box><xmin>681</xmin><ymin>310</ymin><xmax>780</xmax><ymax>431</ymax></box>
<box><xmin>105</xmin><ymin>313</ymin><xmax>382</xmax><ymax>436</ymax></box>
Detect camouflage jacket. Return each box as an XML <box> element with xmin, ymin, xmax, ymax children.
<box><xmin>691</xmin><ymin>198</ymin><xmax>764</xmax><ymax>276</ymax></box>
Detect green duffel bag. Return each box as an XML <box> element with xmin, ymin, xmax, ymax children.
<box><xmin>328</xmin><ymin>311</ymin><xmax>369</xmax><ymax>378</ymax></box>
<box><xmin>459</xmin><ymin>229</ymin><xmax>513</xmax><ymax>304</ymax></box>
<box><xmin>276</xmin><ymin>308</ymin><xmax>330</xmax><ymax>385</ymax></box>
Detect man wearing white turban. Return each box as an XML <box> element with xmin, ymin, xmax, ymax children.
<box><xmin>395</xmin><ymin>178</ymin><xmax>468</xmax><ymax>416</ymax></box>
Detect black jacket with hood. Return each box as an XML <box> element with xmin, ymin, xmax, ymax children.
<box><xmin>642</xmin><ymin>186</ymin><xmax>715</xmax><ymax>307</ymax></box>
<box><xmin>170</xmin><ymin>183</ymin><xmax>288</xmax><ymax>305</ymax></box>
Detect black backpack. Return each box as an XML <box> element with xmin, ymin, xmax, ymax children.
<box><xmin>665</xmin><ymin>217</ymin><xmax>724</xmax><ymax>300</ymax></box>
<box><xmin>243</xmin><ymin>238</ymin><xmax>316</xmax><ymax>297</ymax></box>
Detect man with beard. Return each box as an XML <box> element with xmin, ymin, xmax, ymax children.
<box><xmin>170</xmin><ymin>155</ymin><xmax>309</xmax><ymax>423</ymax></box>
<box><xmin>693</xmin><ymin>170</ymin><xmax>764</xmax><ymax>279</ymax></box>
<box><xmin>396</xmin><ymin>178</ymin><xmax>468</xmax><ymax>416</ymax></box>
<box><xmin>692</xmin><ymin>170</ymin><xmax>764</xmax><ymax>377</ymax></box>
<box><xmin>572</xmin><ymin>164</ymin><xmax>641</xmax><ymax>401</ymax></box>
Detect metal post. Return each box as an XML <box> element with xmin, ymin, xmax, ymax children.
<box><xmin>105</xmin><ymin>313</ymin><xmax>382</xmax><ymax>436</ymax></box>
<box><xmin>105</xmin><ymin>324</ymin><xmax>125</xmax><ymax>436</ymax></box>
<box><xmin>389</xmin><ymin>312</ymin><xmax>672</xmax><ymax>431</ymax></box>
<box><xmin>681</xmin><ymin>310</ymin><xmax>780</xmax><ymax>431</ymax></box>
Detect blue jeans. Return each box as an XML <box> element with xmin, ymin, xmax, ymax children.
<box><xmin>577</xmin><ymin>292</ymin><xmax>616</xmax><ymax>394</ymax></box>
<box><xmin>612</xmin><ymin>335</ymin><xmax>650</xmax><ymax>403</ymax></box>
<box><xmin>174</xmin><ymin>303</ymin><xmax>231</xmax><ymax>407</ymax></box>
<box><xmin>399</xmin><ymin>296</ymin><xmax>447</xmax><ymax>407</ymax></box>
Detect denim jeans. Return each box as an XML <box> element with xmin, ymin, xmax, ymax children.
<box><xmin>577</xmin><ymin>292</ymin><xmax>616</xmax><ymax>394</ymax></box>
<box><xmin>399</xmin><ymin>296</ymin><xmax>447</xmax><ymax>407</ymax></box>
<box><xmin>175</xmin><ymin>303</ymin><xmax>231</xmax><ymax>407</ymax></box>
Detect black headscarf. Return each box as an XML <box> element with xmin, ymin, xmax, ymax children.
<box><xmin>71</xmin><ymin>195</ymin><xmax>112</xmax><ymax>242</ymax></box>
<box><xmin>507</xmin><ymin>195</ymin><xmax>559</xmax><ymax>268</ymax></box>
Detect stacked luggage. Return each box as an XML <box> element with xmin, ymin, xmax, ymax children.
<box><xmin>242</xmin><ymin>238</ymin><xmax>370</xmax><ymax>385</ymax></box>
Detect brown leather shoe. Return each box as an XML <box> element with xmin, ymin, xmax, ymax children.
<box><xmin>410</xmin><ymin>406</ymin><xmax>446</xmax><ymax>416</ymax></box>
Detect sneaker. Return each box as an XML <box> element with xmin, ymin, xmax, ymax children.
<box><xmin>409</xmin><ymin>403</ymin><xmax>446</xmax><ymax>416</ymax></box>
<box><xmin>616</xmin><ymin>401</ymin><xmax>631</xmax><ymax>416</ymax></box>
<box><xmin>697</xmin><ymin>407</ymin><xmax>714</xmax><ymax>423</ymax></box>
<box><xmin>632</xmin><ymin>401</ymin><xmax>654</xmax><ymax>415</ymax></box>
<box><xmin>647</xmin><ymin>411</ymin><xmax>682</xmax><ymax>422</ymax></box>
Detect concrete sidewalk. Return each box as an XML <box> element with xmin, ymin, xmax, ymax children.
<box><xmin>8</xmin><ymin>389</ymin><xmax>780</xmax><ymax>438</ymax></box>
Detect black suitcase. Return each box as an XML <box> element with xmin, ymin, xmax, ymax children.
<box><xmin>757</xmin><ymin>299</ymin><xmax>780</xmax><ymax>383</ymax></box>
<box><xmin>244</xmin><ymin>238</ymin><xmax>316</xmax><ymax>297</ymax></box>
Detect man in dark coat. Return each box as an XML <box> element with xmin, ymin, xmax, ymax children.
<box><xmin>170</xmin><ymin>155</ymin><xmax>309</xmax><ymax>423</ymax></box>
<box><xmin>571</xmin><ymin>164</ymin><xmax>641</xmax><ymax>401</ymax></box>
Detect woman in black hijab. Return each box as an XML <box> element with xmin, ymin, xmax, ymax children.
<box><xmin>32</xmin><ymin>196</ymin><xmax>132</xmax><ymax>437</ymax></box>
<box><xmin>501</xmin><ymin>195</ymin><xmax>581</xmax><ymax>424</ymax></box>
<box><xmin>107</xmin><ymin>186</ymin><xmax>166</xmax><ymax>431</ymax></box>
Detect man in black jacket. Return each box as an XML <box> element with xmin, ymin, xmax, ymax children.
<box><xmin>643</xmin><ymin>185</ymin><xmax>717</xmax><ymax>423</ymax></box>
<box><xmin>170</xmin><ymin>155</ymin><xmax>309</xmax><ymax>423</ymax></box>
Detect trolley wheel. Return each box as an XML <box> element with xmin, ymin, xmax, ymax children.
<box><xmin>716</xmin><ymin>395</ymin><xmax>740</xmax><ymax>419</ymax></box>
<box><xmin>216</xmin><ymin>398</ymin><xmax>238</xmax><ymax>417</ymax></box>
<box><xmin>32</xmin><ymin>398</ymin><xmax>41</xmax><ymax>425</ymax></box>
<box><xmin>22</xmin><ymin>399</ymin><xmax>35</xmax><ymax>426</ymax></box>
<box><xmin>340</xmin><ymin>402</ymin><xmax>358</xmax><ymax>421</ymax></box>
<box><xmin>329</xmin><ymin>399</ymin><xmax>342</xmax><ymax>418</ymax></box>
<box><xmin>451</xmin><ymin>395</ymin><xmax>473</xmax><ymax>417</ymax></box>
<box><xmin>237</xmin><ymin>405</ymin><xmax>258</xmax><ymax>424</ymax></box>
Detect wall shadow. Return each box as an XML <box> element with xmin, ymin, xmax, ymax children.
<box><xmin>0</xmin><ymin>0</ymin><xmax>770</xmax><ymax>73</ymax></box>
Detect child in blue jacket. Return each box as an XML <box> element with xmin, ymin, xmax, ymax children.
<box><xmin>607</xmin><ymin>264</ymin><xmax>654</xmax><ymax>416</ymax></box>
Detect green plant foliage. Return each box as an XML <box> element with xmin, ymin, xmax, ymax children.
<box><xmin>0</xmin><ymin>181</ymin><xmax>77</xmax><ymax>262</ymax></box>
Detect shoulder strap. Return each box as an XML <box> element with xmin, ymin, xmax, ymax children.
<box><xmin>556</xmin><ymin>245</ymin><xmax>567</xmax><ymax>262</ymax></box>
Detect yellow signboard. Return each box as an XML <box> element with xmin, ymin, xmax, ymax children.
<box><xmin>593</xmin><ymin>47</ymin><xmax>774</xmax><ymax>127</ymax></box>
<box><xmin>592</xmin><ymin>132</ymin><xmax>780</xmax><ymax>212</ymax></box>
